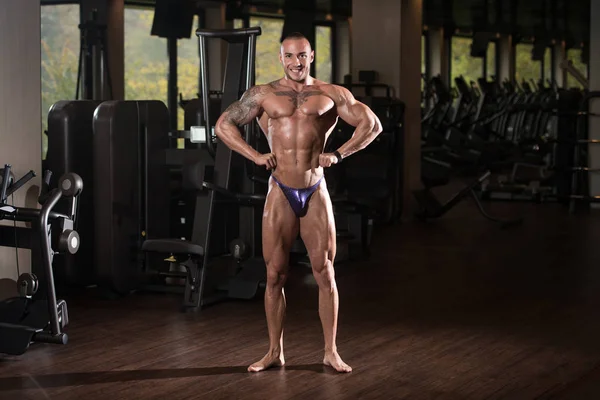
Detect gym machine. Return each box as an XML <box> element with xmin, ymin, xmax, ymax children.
<box><xmin>335</xmin><ymin>71</ymin><xmax>405</xmax><ymax>225</ymax></box>
<box><xmin>93</xmin><ymin>100</ymin><xmax>171</xmax><ymax>295</ymax></box>
<box><xmin>567</xmin><ymin>91</ymin><xmax>600</xmax><ymax>213</ymax></box>
<box><xmin>413</xmin><ymin>167</ymin><xmax>524</xmax><ymax>228</ymax></box>
<box><xmin>315</xmin><ymin>71</ymin><xmax>404</xmax><ymax>263</ymax></box>
<box><xmin>44</xmin><ymin>100</ymin><xmax>99</xmax><ymax>289</ymax></box>
<box><xmin>0</xmin><ymin>165</ymin><xmax>83</xmax><ymax>355</ymax></box>
<box><xmin>142</xmin><ymin>26</ymin><xmax>266</xmax><ymax>312</ymax></box>
<box><xmin>420</xmin><ymin>72</ymin><xmax>588</xmax><ymax>206</ymax></box>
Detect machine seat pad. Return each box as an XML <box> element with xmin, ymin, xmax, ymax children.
<box><xmin>142</xmin><ymin>239</ymin><xmax>204</xmax><ymax>256</ymax></box>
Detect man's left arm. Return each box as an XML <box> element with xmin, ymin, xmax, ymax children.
<box><xmin>320</xmin><ymin>86</ymin><xmax>383</xmax><ymax>167</ymax></box>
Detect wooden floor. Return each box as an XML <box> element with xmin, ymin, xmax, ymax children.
<box><xmin>3</xmin><ymin>195</ymin><xmax>600</xmax><ymax>399</ymax></box>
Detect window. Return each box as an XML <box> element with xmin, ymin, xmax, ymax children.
<box><xmin>40</xmin><ymin>4</ymin><xmax>80</xmax><ymax>159</ymax></box>
<box><xmin>421</xmin><ymin>34</ymin><xmax>426</xmax><ymax>95</ymax></box>
<box><xmin>124</xmin><ymin>7</ymin><xmax>168</xmax><ymax>104</ymax></box>
<box><xmin>177</xmin><ymin>15</ymin><xmax>200</xmax><ymax>129</ymax></box>
<box><xmin>566</xmin><ymin>48</ymin><xmax>587</xmax><ymax>90</ymax></box>
<box><xmin>486</xmin><ymin>41</ymin><xmax>496</xmax><ymax>80</ymax></box>
<box><xmin>543</xmin><ymin>47</ymin><xmax>552</xmax><ymax>84</ymax></box>
<box><xmin>315</xmin><ymin>25</ymin><xmax>332</xmax><ymax>83</ymax></box>
<box><xmin>249</xmin><ymin>16</ymin><xmax>284</xmax><ymax>84</ymax></box>
<box><xmin>514</xmin><ymin>43</ymin><xmax>541</xmax><ymax>88</ymax></box>
<box><xmin>421</xmin><ymin>34</ymin><xmax>428</xmax><ymax>107</ymax></box>
<box><xmin>421</xmin><ymin>34</ymin><xmax>426</xmax><ymax>77</ymax></box>
<box><xmin>450</xmin><ymin>36</ymin><xmax>482</xmax><ymax>89</ymax></box>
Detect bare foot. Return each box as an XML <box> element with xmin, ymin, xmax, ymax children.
<box><xmin>248</xmin><ymin>351</ymin><xmax>285</xmax><ymax>372</ymax></box>
<box><xmin>323</xmin><ymin>351</ymin><xmax>352</xmax><ymax>373</ymax></box>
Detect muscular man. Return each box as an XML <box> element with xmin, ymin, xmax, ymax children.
<box><xmin>214</xmin><ymin>32</ymin><xmax>382</xmax><ymax>373</ymax></box>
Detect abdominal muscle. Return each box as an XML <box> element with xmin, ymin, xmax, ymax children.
<box><xmin>265</xmin><ymin>117</ymin><xmax>330</xmax><ymax>189</ymax></box>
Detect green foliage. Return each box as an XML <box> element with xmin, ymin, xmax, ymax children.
<box><xmin>451</xmin><ymin>37</ymin><xmax>483</xmax><ymax>87</ymax></box>
<box><xmin>447</xmin><ymin>38</ymin><xmax>552</xmax><ymax>91</ymax></box>
<box><xmin>250</xmin><ymin>17</ymin><xmax>285</xmax><ymax>84</ymax></box>
<box><xmin>514</xmin><ymin>44</ymin><xmax>541</xmax><ymax>88</ymax></box>
<box><xmin>566</xmin><ymin>48</ymin><xmax>587</xmax><ymax>90</ymax></box>
<box><xmin>124</xmin><ymin>8</ymin><xmax>168</xmax><ymax>103</ymax></box>
<box><xmin>177</xmin><ymin>33</ymin><xmax>201</xmax><ymax>130</ymax></box>
<box><xmin>315</xmin><ymin>26</ymin><xmax>332</xmax><ymax>83</ymax></box>
<box><xmin>234</xmin><ymin>19</ymin><xmax>244</xmax><ymax>29</ymax></box>
<box><xmin>40</xmin><ymin>4</ymin><xmax>80</xmax><ymax>159</ymax></box>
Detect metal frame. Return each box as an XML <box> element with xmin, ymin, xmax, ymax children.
<box><xmin>0</xmin><ymin>180</ymin><xmax>80</xmax><ymax>354</ymax></box>
<box><xmin>192</xmin><ymin>27</ymin><xmax>263</xmax><ymax>309</ymax></box>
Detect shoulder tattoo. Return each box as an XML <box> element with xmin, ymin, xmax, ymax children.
<box><xmin>224</xmin><ymin>85</ymin><xmax>269</xmax><ymax>125</ymax></box>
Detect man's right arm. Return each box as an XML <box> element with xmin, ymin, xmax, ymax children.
<box><xmin>215</xmin><ymin>86</ymin><xmax>275</xmax><ymax>168</ymax></box>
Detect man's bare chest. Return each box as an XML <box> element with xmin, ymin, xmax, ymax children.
<box><xmin>261</xmin><ymin>89</ymin><xmax>335</xmax><ymax>119</ymax></box>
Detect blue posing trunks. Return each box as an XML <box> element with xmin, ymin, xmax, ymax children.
<box><xmin>271</xmin><ymin>175</ymin><xmax>323</xmax><ymax>218</ymax></box>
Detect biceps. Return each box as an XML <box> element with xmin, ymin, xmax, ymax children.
<box><xmin>338</xmin><ymin>102</ymin><xmax>375</xmax><ymax>128</ymax></box>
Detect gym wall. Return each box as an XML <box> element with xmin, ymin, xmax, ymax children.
<box><xmin>351</xmin><ymin>0</ymin><xmax>422</xmax><ymax>218</ymax></box>
<box><xmin>0</xmin><ymin>0</ymin><xmax>42</xmax><ymax>280</ymax></box>
<box><xmin>351</xmin><ymin>0</ymin><xmax>402</xmax><ymax>91</ymax></box>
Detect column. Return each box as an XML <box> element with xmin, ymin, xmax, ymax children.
<box><xmin>427</xmin><ymin>27</ymin><xmax>448</xmax><ymax>85</ymax></box>
<box><xmin>553</xmin><ymin>41</ymin><xmax>566</xmax><ymax>88</ymax></box>
<box><xmin>352</xmin><ymin>0</ymin><xmax>423</xmax><ymax>219</ymax></box>
<box><xmin>107</xmin><ymin>0</ymin><xmax>125</xmax><ymax>100</ymax></box>
<box><xmin>497</xmin><ymin>34</ymin><xmax>514</xmax><ymax>83</ymax></box>
<box><xmin>335</xmin><ymin>19</ymin><xmax>351</xmax><ymax>84</ymax></box>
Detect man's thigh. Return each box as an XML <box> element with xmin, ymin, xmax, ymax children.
<box><xmin>299</xmin><ymin>182</ymin><xmax>336</xmax><ymax>270</ymax></box>
<box><xmin>262</xmin><ymin>178</ymin><xmax>299</xmax><ymax>269</ymax></box>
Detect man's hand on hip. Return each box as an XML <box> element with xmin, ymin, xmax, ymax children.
<box><xmin>319</xmin><ymin>153</ymin><xmax>340</xmax><ymax>168</ymax></box>
<box><xmin>255</xmin><ymin>153</ymin><xmax>277</xmax><ymax>170</ymax></box>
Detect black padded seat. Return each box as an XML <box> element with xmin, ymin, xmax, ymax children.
<box><xmin>142</xmin><ymin>239</ymin><xmax>204</xmax><ymax>256</ymax></box>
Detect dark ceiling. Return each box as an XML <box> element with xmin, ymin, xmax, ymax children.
<box><xmin>226</xmin><ymin>0</ymin><xmax>352</xmax><ymax>17</ymax></box>
<box><xmin>41</xmin><ymin>0</ymin><xmax>591</xmax><ymax>45</ymax></box>
<box><xmin>424</xmin><ymin>0</ymin><xmax>590</xmax><ymax>45</ymax></box>
<box><xmin>233</xmin><ymin>0</ymin><xmax>590</xmax><ymax>44</ymax></box>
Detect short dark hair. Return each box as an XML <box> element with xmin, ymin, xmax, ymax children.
<box><xmin>283</xmin><ymin>31</ymin><xmax>308</xmax><ymax>41</ymax></box>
